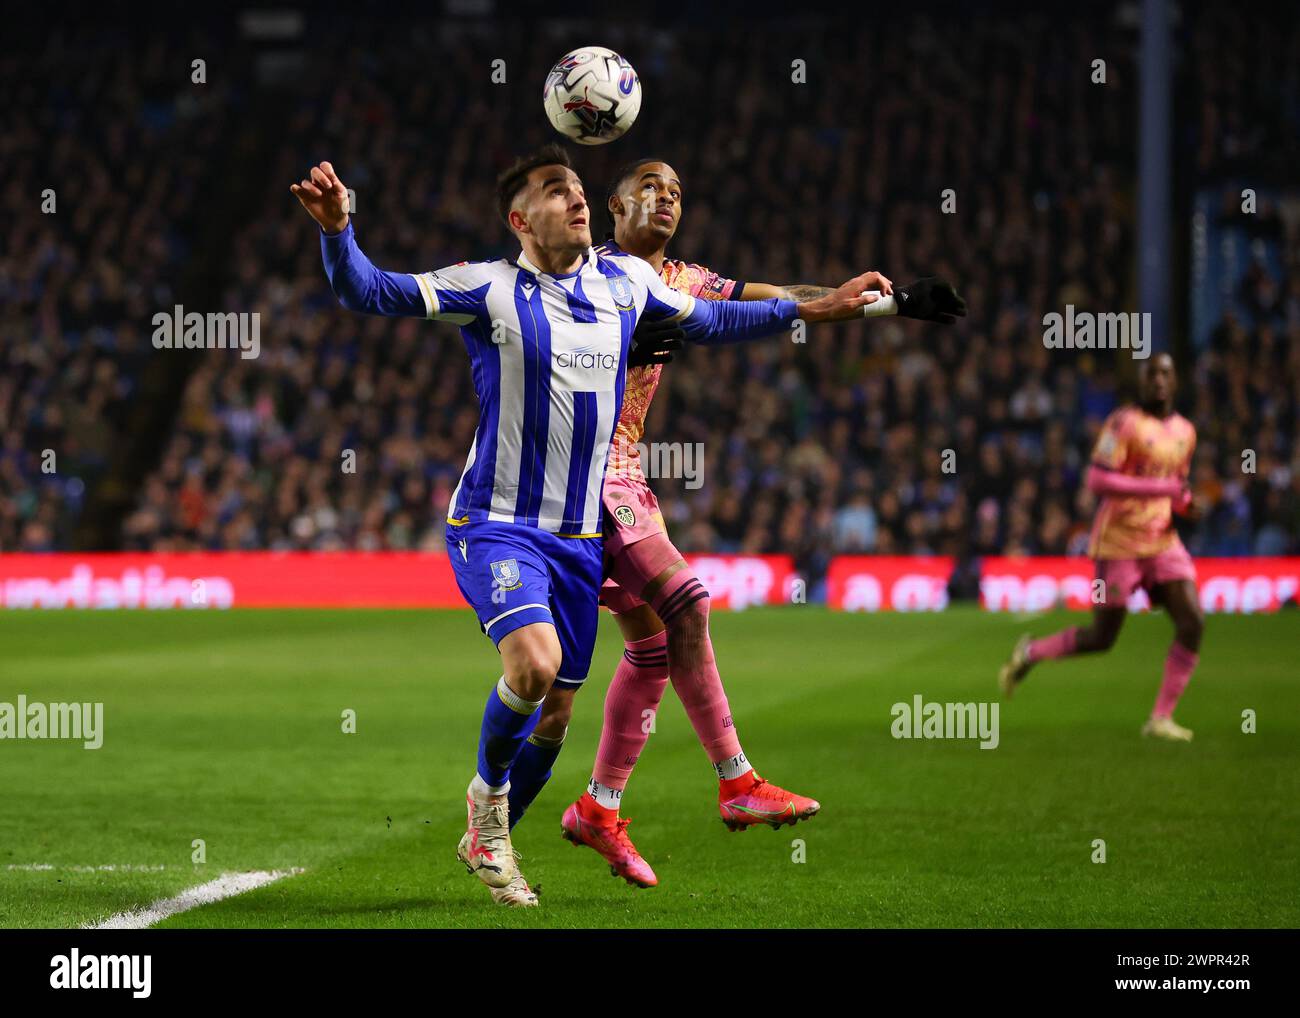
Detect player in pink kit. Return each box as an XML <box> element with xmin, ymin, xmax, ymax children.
<box><xmin>504</xmin><ymin>158</ymin><xmax>966</xmax><ymax>887</ymax></box>
<box><xmin>999</xmin><ymin>352</ymin><xmax>1205</xmax><ymax>742</ymax></box>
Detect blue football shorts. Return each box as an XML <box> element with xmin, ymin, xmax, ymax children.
<box><xmin>445</xmin><ymin>518</ymin><xmax>604</xmax><ymax>686</ymax></box>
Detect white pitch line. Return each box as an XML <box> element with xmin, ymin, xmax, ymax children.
<box><xmin>84</xmin><ymin>869</ymin><xmax>303</xmax><ymax>930</ymax></box>
<box><xmin>8</xmin><ymin>864</ymin><xmax>171</xmax><ymax>873</ymax></box>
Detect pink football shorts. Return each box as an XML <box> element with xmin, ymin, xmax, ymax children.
<box><xmin>1096</xmin><ymin>539</ymin><xmax>1197</xmax><ymax>603</ymax></box>
<box><xmin>599</xmin><ymin>474</ymin><xmax>682</xmax><ymax>615</ymax></box>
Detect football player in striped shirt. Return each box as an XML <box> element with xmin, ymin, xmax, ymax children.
<box><xmin>505</xmin><ymin>158</ymin><xmax>966</xmax><ymax>888</ymax></box>
<box><xmin>291</xmin><ymin>146</ymin><xmax>893</xmax><ymax>906</ymax></box>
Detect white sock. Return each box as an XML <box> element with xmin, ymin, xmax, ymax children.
<box><xmin>470</xmin><ymin>774</ymin><xmax>509</xmax><ymax>801</ymax></box>
<box><xmin>713</xmin><ymin>751</ymin><xmax>753</xmax><ymax>782</ymax></box>
<box><xmin>586</xmin><ymin>777</ymin><xmax>622</xmax><ymax>810</ymax></box>
<box><xmin>496</xmin><ymin>676</ymin><xmax>544</xmax><ymax>715</ymax></box>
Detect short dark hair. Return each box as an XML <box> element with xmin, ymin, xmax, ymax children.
<box><xmin>605</xmin><ymin>156</ymin><xmax>669</xmax><ymax>235</ymax></box>
<box><xmin>495</xmin><ymin>143</ymin><xmax>573</xmax><ymax>225</ymax></box>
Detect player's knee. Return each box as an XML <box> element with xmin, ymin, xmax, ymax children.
<box><xmin>506</xmin><ymin>647</ymin><xmax>562</xmax><ymax>698</ymax></box>
<box><xmin>661</xmin><ymin>579</ymin><xmax>710</xmax><ymax>645</ymax></box>
<box><xmin>1175</xmin><ymin>610</ymin><xmax>1204</xmax><ymax>651</ymax></box>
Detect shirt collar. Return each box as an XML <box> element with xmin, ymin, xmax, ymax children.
<box><xmin>516</xmin><ymin>248</ymin><xmax>596</xmax><ymax>279</ymax></box>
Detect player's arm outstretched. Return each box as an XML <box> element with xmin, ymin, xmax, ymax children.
<box><xmin>291</xmin><ymin>161</ymin><xmax>430</xmax><ymax>318</ymax></box>
<box><xmin>632</xmin><ymin>261</ymin><xmax>901</xmax><ymax>350</ymax></box>
<box><xmin>738</xmin><ymin>282</ymin><xmax>847</xmax><ymax>302</ymax></box>
<box><xmin>741</xmin><ymin>277</ymin><xmax>967</xmax><ymax>323</ymax></box>
<box><xmin>629</xmin><ymin>274</ymin><xmax>968</xmax><ymax>364</ymax></box>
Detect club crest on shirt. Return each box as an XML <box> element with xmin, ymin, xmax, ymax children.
<box><xmin>490</xmin><ymin>558</ymin><xmax>522</xmax><ymax>591</ymax></box>
<box><xmin>608</xmin><ymin>276</ymin><xmax>635</xmax><ymax>311</ymax></box>
<box><xmin>614</xmin><ymin>505</ymin><xmax>636</xmax><ymax>527</ymax></box>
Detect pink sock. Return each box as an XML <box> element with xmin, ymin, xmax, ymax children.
<box><xmin>591</xmin><ymin>632</ymin><xmax>670</xmax><ymax>791</ymax></box>
<box><xmin>1027</xmin><ymin>626</ymin><xmax>1078</xmax><ymax>663</ymax></box>
<box><xmin>1153</xmin><ymin>642</ymin><xmax>1198</xmax><ymax>718</ymax></box>
<box><xmin>652</xmin><ymin>572</ymin><xmax>744</xmax><ymax>766</ymax></box>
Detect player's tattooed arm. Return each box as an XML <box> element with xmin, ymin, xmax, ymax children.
<box><xmin>742</xmin><ymin>277</ymin><xmax>896</xmax><ymax>320</ymax></box>
<box><xmin>742</xmin><ymin>277</ymin><xmax>968</xmax><ymax>323</ymax></box>
<box><xmin>781</xmin><ymin>284</ymin><xmax>834</xmax><ymax>302</ymax></box>
<box><xmin>738</xmin><ymin>282</ymin><xmax>833</xmax><ymax>302</ymax></box>
<box><xmin>794</xmin><ymin>271</ymin><xmax>892</xmax><ymax>322</ymax></box>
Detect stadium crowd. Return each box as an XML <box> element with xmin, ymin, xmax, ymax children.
<box><xmin>4</xmin><ymin>13</ymin><xmax>1295</xmax><ymax>582</ymax></box>
<box><xmin>1</xmin><ymin>24</ymin><xmax>232</xmax><ymax>552</ymax></box>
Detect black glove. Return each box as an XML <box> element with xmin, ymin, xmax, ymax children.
<box><xmin>628</xmin><ymin>315</ymin><xmax>685</xmax><ymax>367</ymax></box>
<box><xmin>896</xmin><ymin>277</ymin><xmax>967</xmax><ymax>324</ymax></box>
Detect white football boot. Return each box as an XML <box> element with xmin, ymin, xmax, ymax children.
<box><xmin>1141</xmin><ymin>715</ymin><xmax>1194</xmax><ymax>742</ymax></box>
<box><xmin>456</xmin><ymin>788</ymin><xmax>522</xmax><ymax>890</ymax></box>
<box><xmin>998</xmin><ymin>634</ymin><xmax>1034</xmax><ymax>699</ymax></box>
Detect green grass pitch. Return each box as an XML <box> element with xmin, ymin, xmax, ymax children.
<box><xmin>1</xmin><ymin>606</ymin><xmax>1296</xmax><ymax>928</ymax></box>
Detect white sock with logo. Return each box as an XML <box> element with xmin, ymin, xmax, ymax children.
<box><xmin>713</xmin><ymin>751</ymin><xmax>753</xmax><ymax>782</ymax></box>
<box><xmin>586</xmin><ymin>777</ymin><xmax>623</xmax><ymax>810</ymax></box>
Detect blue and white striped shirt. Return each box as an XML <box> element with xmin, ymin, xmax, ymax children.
<box><xmin>320</xmin><ymin>224</ymin><xmax>798</xmax><ymax>535</ymax></box>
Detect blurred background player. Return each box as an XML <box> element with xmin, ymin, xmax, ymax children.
<box><xmin>507</xmin><ymin>159</ymin><xmax>964</xmax><ymax>887</ymax></box>
<box><xmin>293</xmin><ymin>147</ymin><xmax>898</xmax><ymax>907</ymax></box>
<box><xmin>999</xmin><ymin>352</ymin><xmax>1204</xmax><ymax>741</ymax></box>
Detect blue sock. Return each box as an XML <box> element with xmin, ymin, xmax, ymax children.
<box><xmin>508</xmin><ymin>729</ymin><xmax>566</xmax><ymax>830</ymax></box>
<box><xmin>476</xmin><ymin>677</ymin><xmax>543</xmax><ymax>790</ymax></box>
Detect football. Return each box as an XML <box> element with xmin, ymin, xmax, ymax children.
<box><xmin>542</xmin><ymin>46</ymin><xmax>641</xmax><ymax>145</ymax></box>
